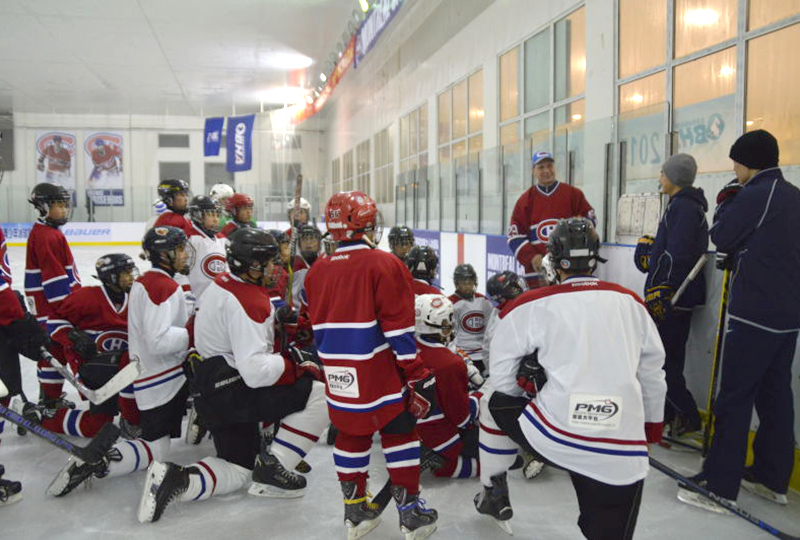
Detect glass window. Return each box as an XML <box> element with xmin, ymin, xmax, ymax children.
<box><xmin>420</xmin><ymin>104</ymin><xmax>429</xmax><ymax>153</ymax></box>
<box><xmin>675</xmin><ymin>0</ymin><xmax>737</xmax><ymax>58</ymax></box>
<box><xmin>525</xmin><ymin>112</ymin><xmax>549</xmax><ymax>156</ymax></box>
<box><xmin>410</xmin><ymin>109</ymin><xmax>419</xmax><ymax>155</ymax></box>
<box><xmin>749</xmin><ymin>0</ymin><xmax>800</xmax><ymax>30</ymax></box>
<box><xmin>500</xmin><ymin>122</ymin><xmax>520</xmax><ymax>146</ymax></box>
<box><xmin>500</xmin><ymin>48</ymin><xmax>519</xmax><ymax>122</ymax></box>
<box><xmin>399</xmin><ymin>115</ymin><xmax>409</xmax><ymax>159</ymax></box>
<box><xmin>468</xmin><ymin>134</ymin><xmax>483</xmax><ymax>156</ymax></box>
<box><xmin>468</xmin><ymin>70</ymin><xmax>484</xmax><ymax>134</ymax></box>
<box><xmin>619</xmin><ymin>71</ymin><xmax>667</xmax><ymax>114</ymax></box>
<box><xmin>438</xmin><ymin>91</ymin><xmax>451</xmax><ymax>145</ymax></box>
<box><xmin>747</xmin><ymin>23</ymin><xmax>800</xmax><ymax>165</ymax></box>
<box><xmin>452</xmin><ymin>80</ymin><xmax>468</xmax><ymax>140</ymax></box>
<box><xmin>332</xmin><ymin>158</ymin><xmax>341</xmax><ymax>194</ymax></box>
<box><xmin>554</xmin><ymin>99</ymin><xmax>585</xmax><ymax>128</ymax></box>
<box><xmin>524</xmin><ymin>29</ymin><xmax>550</xmax><ymax>112</ymax></box>
<box><xmin>159</xmin><ymin>162</ymin><xmax>190</xmax><ymax>182</ymax></box>
<box><xmin>619</xmin><ymin>0</ymin><xmax>667</xmax><ymax>78</ymax></box>
<box><xmin>555</xmin><ymin>7</ymin><xmax>586</xmax><ymax>101</ymax></box>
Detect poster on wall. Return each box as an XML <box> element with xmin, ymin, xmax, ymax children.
<box><xmin>485</xmin><ymin>234</ymin><xmax>525</xmax><ymax>284</ymax></box>
<box><xmin>36</xmin><ymin>131</ymin><xmax>76</xmax><ymax>191</ymax></box>
<box><xmin>84</xmin><ymin>131</ymin><xmax>124</xmax><ymax>206</ymax></box>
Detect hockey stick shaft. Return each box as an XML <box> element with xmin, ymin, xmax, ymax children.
<box><xmin>649</xmin><ymin>458</ymin><xmax>799</xmax><ymax>540</ymax></box>
<box><xmin>43</xmin><ymin>348</ymin><xmax>140</xmax><ymax>405</ymax></box>
<box><xmin>671</xmin><ymin>254</ymin><xmax>709</xmax><ymax>306</ymax></box>
<box><xmin>703</xmin><ymin>269</ymin><xmax>731</xmax><ymax>456</ymax></box>
<box><xmin>286</xmin><ymin>174</ymin><xmax>303</xmax><ymax>307</ymax></box>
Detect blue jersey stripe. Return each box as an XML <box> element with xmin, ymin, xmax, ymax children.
<box><xmin>385</xmin><ymin>332</ymin><xmax>417</xmax><ymax>357</ymax></box>
<box><xmin>315</xmin><ymin>325</ymin><xmax>388</xmax><ymax>356</ymax></box>
<box><xmin>43</xmin><ymin>278</ymin><xmax>72</xmax><ymax>301</ymax></box>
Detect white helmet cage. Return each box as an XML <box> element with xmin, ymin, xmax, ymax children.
<box><xmin>414</xmin><ymin>294</ymin><xmax>455</xmax><ymax>343</ymax></box>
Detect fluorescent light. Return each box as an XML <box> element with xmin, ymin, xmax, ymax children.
<box><xmin>746</xmin><ymin>120</ymin><xmax>754</xmax><ymax>126</ymax></box>
<box><xmin>260</xmin><ymin>51</ymin><xmax>313</xmax><ymax>70</ymax></box>
<box><xmin>359</xmin><ymin>0</ymin><xmax>369</xmax><ymax>12</ymax></box>
<box><xmin>571</xmin><ymin>114</ymin><xmax>583</xmax><ymax>121</ymax></box>
<box><xmin>320</xmin><ymin>73</ymin><xmax>327</xmax><ymax>82</ymax></box>
<box><xmin>686</xmin><ymin>8</ymin><xmax>719</xmax><ymax>26</ymax></box>
<box><xmin>631</xmin><ymin>93</ymin><xmax>644</xmax><ymax>103</ymax></box>
<box><xmin>305</xmin><ymin>95</ymin><xmax>314</xmax><ymax>104</ymax></box>
<box><xmin>719</xmin><ymin>65</ymin><xmax>734</xmax><ymax>77</ymax></box>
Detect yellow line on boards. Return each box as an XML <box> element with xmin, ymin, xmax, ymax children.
<box><xmin>7</xmin><ymin>241</ymin><xmax>141</xmax><ymax>247</ymax></box>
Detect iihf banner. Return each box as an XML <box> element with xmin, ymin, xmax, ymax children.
<box><xmin>35</xmin><ymin>131</ymin><xmax>77</xmax><ymax>191</ymax></box>
<box><xmin>226</xmin><ymin>114</ymin><xmax>255</xmax><ymax>173</ymax></box>
<box><xmin>84</xmin><ymin>132</ymin><xmax>124</xmax><ymax>206</ymax></box>
<box><xmin>204</xmin><ymin>117</ymin><xmax>224</xmax><ymax>156</ymax></box>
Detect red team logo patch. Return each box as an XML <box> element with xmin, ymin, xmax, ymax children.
<box><xmin>96</xmin><ymin>330</ymin><xmax>128</xmax><ymax>352</ymax></box>
<box><xmin>462</xmin><ymin>312</ymin><xmax>486</xmax><ymax>334</ymax></box>
<box><xmin>202</xmin><ymin>254</ymin><xmax>227</xmax><ymax>280</ymax></box>
<box><xmin>536</xmin><ymin>219</ymin><xmax>560</xmax><ymax>243</ymax></box>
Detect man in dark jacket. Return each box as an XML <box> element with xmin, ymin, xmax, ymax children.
<box><xmin>678</xmin><ymin>130</ymin><xmax>800</xmax><ymax>512</ymax></box>
<box><xmin>634</xmin><ymin>153</ymin><xmax>708</xmax><ymax>437</ymax></box>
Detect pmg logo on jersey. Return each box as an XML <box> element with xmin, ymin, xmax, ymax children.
<box><xmin>536</xmin><ymin>219</ymin><xmax>560</xmax><ymax>243</ymax></box>
<box><xmin>201</xmin><ymin>254</ymin><xmax>227</xmax><ymax>279</ymax></box>
<box><xmin>461</xmin><ymin>311</ymin><xmax>486</xmax><ymax>334</ymax></box>
<box><xmin>325</xmin><ymin>366</ymin><xmax>360</xmax><ymax>398</ymax></box>
<box><xmin>568</xmin><ymin>394</ymin><xmax>622</xmax><ymax>430</ymax></box>
<box><xmin>95</xmin><ymin>330</ymin><xmax>128</xmax><ymax>352</ymax></box>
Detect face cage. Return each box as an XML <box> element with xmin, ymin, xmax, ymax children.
<box><xmin>165</xmin><ymin>241</ymin><xmax>196</xmax><ymax>275</ymax></box>
<box><xmin>389</xmin><ymin>236</ymin><xmax>415</xmax><ymax>248</ymax></box>
<box><xmin>192</xmin><ymin>208</ymin><xmax>222</xmax><ymax>233</ymax></box>
<box><xmin>357</xmin><ymin>210</ymin><xmax>383</xmax><ymax>246</ymax></box>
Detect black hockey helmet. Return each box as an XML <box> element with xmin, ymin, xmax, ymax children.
<box><xmin>486</xmin><ymin>271</ymin><xmax>526</xmax><ymax>304</ymax></box>
<box><xmin>157</xmin><ymin>178</ymin><xmax>191</xmax><ymax>213</ymax></box>
<box><xmin>298</xmin><ymin>224</ymin><xmax>321</xmax><ymax>265</ymax></box>
<box><xmin>388</xmin><ymin>225</ymin><xmax>415</xmax><ymax>248</ymax></box>
<box><xmin>188</xmin><ymin>195</ymin><xmax>222</xmax><ymax>235</ymax></box>
<box><xmin>405</xmin><ymin>246</ymin><xmax>439</xmax><ymax>281</ymax></box>
<box><xmin>227</xmin><ymin>228</ymin><xmax>278</xmax><ymax>279</ymax></box>
<box><xmin>453</xmin><ymin>263</ymin><xmax>478</xmax><ymax>284</ymax></box>
<box><xmin>29</xmin><ymin>183</ymin><xmax>72</xmax><ymax>226</ymax></box>
<box><xmin>547</xmin><ymin>218</ymin><xmax>604</xmax><ymax>273</ymax></box>
<box><xmin>95</xmin><ymin>253</ymin><xmax>139</xmax><ymax>291</ymax></box>
<box><xmin>268</xmin><ymin>229</ymin><xmax>290</xmax><ymax>245</ymax></box>
<box><xmin>142</xmin><ymin>226</ymin><xmax>195</xmax><ymax>274</ymax></box>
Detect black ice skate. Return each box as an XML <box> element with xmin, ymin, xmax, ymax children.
<box><xmin>391</xmin><ymin>485</ymin><xmax>438</xmax><ymax>540</ymax></box>
<box><xmin>341</xmin><ymin>480</ymin><xmax>382</xmax><ymax>540</ymax></box>
<box><xmin>0</xmin><ymin>465</ymin><xmax>22</xmax><ymax>507</ymax></box>
<box><xmin>46</xmin><ymin>450</ymin><xmax>113</xmax><ymax>497</ymax></box>
<box><xmin>248</xmin><ymin>450</ymin><xmax>306</xmax><ymax>498</ymax></box>
<box><xmin>474</xmin><ymin>473</ymin><xmax>513</xmax><ymax>535</ymax></box>
<box><xmin>138</xmin><ymin>461</ymin><xmax>197</xmax><ymax>523</ymax></box>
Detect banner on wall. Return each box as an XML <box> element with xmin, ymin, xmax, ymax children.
<box><xmin>355</xmin><ymin>0</ymin><xmax>405</xmax><ymax>65</ymax></box>
<box><xmin>226</xmin><ymin>114</ymin><xmax>255</xmax><ymax>173</ymax></box>
<box><xmin>204</xmin><ymin>117</ymin><xmax>224</xmax><ymax>156</ymax></box>
<box><xmin>84</xmin><ymin>132</ymin><xmax>124</xmax><ymax>206</ymax></box>
<box><xmin>485</xmin><ymin>234</ymin><xmax>525</xmax><ymax>281</ymax></box>
<box><xmin>36</xmin><ymin>131</ymin><xmax>76</xmax><ymax>191</ymax></box>
<box><xmin>412</xmin><ymin>229</ymin><xmax>442</xmax><ymax>290</ymax></box>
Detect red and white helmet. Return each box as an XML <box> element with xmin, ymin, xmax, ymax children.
<box><xmin>224</xmin><ymin>193</ymin><xmax>254</xmax><ymax>217</ymax></box>
<box><xmin>414</xmin><ymin>294</ymin><xmax>455</xmax><ymax>342</ymax></box>
<box><xmin>325</xmin><ymin>191</ymin><xmax>381</xmax><ymax>242</ymax></box>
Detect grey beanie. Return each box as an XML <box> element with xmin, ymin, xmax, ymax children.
<box><xmin>662</xmin><ymin>153</ymin><xmax>697</xmax><ymax>188</ymax></box>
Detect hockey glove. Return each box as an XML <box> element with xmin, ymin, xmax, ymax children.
<box><xmin>516</xmin><ymin>350</ymin><xmax>547</xmax><ymax>396</ymax></box>
<box><xmin>644</xmin><ymin>422</ymin><xmax>663</xmax><ymax>444</ymax></box>
<box><xmin>716</xmin><ymin>179</ymin><xmax>742</xmax><ymax>205</ymax></box>
<box><xmin>185</xmin><ymin>315</ymin><xmax>196</xmax><ymax>350</ymax></box>
<box><xmin>68</xmin><ymin>328</ymin><xmax>98</xmax><ymax>360</ymax></box>
<box><xmin>407</xmin><ymin>372</ymin><xmax>438</xmax><ymax>419</ymax></box>
<box><xmin>715</xmin><ymin>252</ymin><xmax>735</xmax><ymax>271</ymax></box>
<box><xmin>289</xmin><ymin>346</ymin><xmax>323</xmax><ymax>382</ymax></box>
<box><xmin>7</xmin><ymin>313</ymin><xmax>50</xmax><ymax>361</ymax></box>
<box><xmin>644</xmin><ymin>285</ymin><xmax>674</xmax><ymax>323</ymax></box>
<box><xmin>466</xmin><ymin>361</ymin><xmax>485</xmax><ymax>390</ymax></box>
<box><xmin>633</xmin><ymin>236</ymin><xmax>654</xmax><ymax>273</ymax></box>
<box><xmin>275</xmin><ymin>305</ymin><xmax>298</xmax><ymax>325</ymax></box>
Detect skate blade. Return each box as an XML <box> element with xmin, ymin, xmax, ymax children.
<box><xmin>137</xmin><ymin>462</ymin><xmax>168</xmax><ymax>523</ymax></box>
<box><xmin>0</xmin><ymin>492</ymin><xmax>23</xmax><ymax>507</ymax></box>
<box><xmin>247</xmin><ymin>482</ymin><xmax>305</xmax><ymax>499</ymax></box>
<box><xmin>741</xmin><ymin>480</ymin><xmax>788</xmax><ymax>505</ymax></box>
<box><xmin>46</xmin><ymin>458</ymin><xmax>79</xmax><ymax>497</ymax></box>
<box><xmin>401</xmin><ymin>523</ymin><xmax>437</xmax><ymax>540</ymax></box>
<box><xmin>523</xmin><ymin>461</ymin><xmax>544</xmax><ymax>480</ymax></box>
<box><xmin>494</xmin><ymin>518</ymin><xmax>513</xmax><ymax>536</ymax></box>
<box><xmin>346</xmin><ymin>517</ymin><xmax>381</xmax><ymax>540</ymax></box>
<box><xmin>676</xmin><ymin>487</ymin><xmax>730</xmax><ymax>515</ymax></box>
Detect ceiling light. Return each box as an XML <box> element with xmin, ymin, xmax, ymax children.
<box><xmin>320</xmin><ymin>73</ymin><xmax>327</xmax><ymax>82</ymax></box>
<box><xmin>631</xmin><ymin>93</ymin><xmax>644</xmax><ymax>103</ymax></box>
<box><xmin>359</xmin><ymin>0</ymin><xmax>369</xmax><ymax>12</ymax></box>
<box><xmin>305</xmin><ymin>95</ymin><xmax>314</xmax><ymax>104</ymax></box>
<box><xmin>686</xmin><ymin>8</ymin><xmax>719</xmax><ymax>26</ymax></box>
<box><xmin>746</xmin><ymin>120</ymin><xmax>754</xmax><ymax>126</ymax></box>
<box><xmin>261</xmin><ymin>51</ymin><xmax>313</xmax><ymax>70</ymax></box>
<box><xmin>719</xmin><ymin>65</ymin><xmax>734</xmax><ymax>77</ymax></box>
<box><xmin>571</xmin><ymin>114</ymin><xmax>583</xmax><ymax>121</ymax></box>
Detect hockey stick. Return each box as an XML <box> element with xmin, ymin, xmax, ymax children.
<box><xmin>649</xmin><ymin>458</ymin><xmax>799</xmax><ymax>540</ymax></box>
<box><xmin>703</xmin><ymin>268</ymin><xmax>731</xmax><ymax>456</ymax></box>
<box><xmin>370</xmin><ymin>445</ymin><xmax>444</xmax><ymax>514</ymax></box>
<box><xmin>0</xmin><ymin>400</ymin><xmax>120</xmax><ymax>464</ymax></box>
<box><xmin>42</xmin><ymin>347</ymin><xmax>140</xmax><ymax>405</ymax></box>
<box><xmin>671</xmin><ymin>254</ymin><xmax>709</xmax><ymax>306</ymax></box>
<box><xmin>286</xmin><ymin>174</ymin><xmax>303</xmax><ymax>308</ymax></box>
<box><xmin>659</xmin><ymin>435</ymin><xmax>702</xmax><ymax>452</ymax></box>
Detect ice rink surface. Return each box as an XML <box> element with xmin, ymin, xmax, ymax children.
<box><xmin>2</xmin><ymin>245</ymin><xmax>798</xmax><ymax>539</ymax></box>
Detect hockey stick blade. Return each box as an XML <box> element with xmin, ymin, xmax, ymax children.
<box><xmin>43</xmin><ymin>347</ymin><xmax>140</xmax><ymax>405</ymax></box>
<box><xmin>650</xmin><ymin>458</ymin><xmax>799</xmax><ymax>540</ymax></box>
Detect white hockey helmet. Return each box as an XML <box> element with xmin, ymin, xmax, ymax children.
<box><xmin>286</xmin><ymin>197</ymin><xmax>311</xmax><ymax>212</ymax></box>
<box><xmin>415</xmin><ymin>294</ymin><xmax>455</xmax><ymax>342</ymax></box>
<box><xmin>209</xmin><ymin>183</ymin><xmax>235</xmax><ymax>201</ymax></box>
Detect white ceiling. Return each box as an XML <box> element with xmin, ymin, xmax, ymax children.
<box><xmin>0</xmin><ymin>0</ymin><xmax>358</xmax><ymax>116</ymax></box>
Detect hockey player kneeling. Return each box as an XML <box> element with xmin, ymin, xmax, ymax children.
<box><xmin>478</xmin><ymin>218</ymin><xmax>666</xmax><ymax>539</ymax></box>
<box><xmin>138</xmin><ymin>228</ymin><xmax>329</xmax><ymax>523</ymax></box>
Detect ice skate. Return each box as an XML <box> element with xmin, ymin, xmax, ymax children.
<box><xmin>46</xmin><ymin>453</ymin><xmax>111</xmax><ymax>497</ymax></box>
<box><xmin>0</xmin><ymin>465</ymin><xmax>22</xmax><ymax>507</ymax></box>
<box><xmin>676</xmin><ymin>474</ymin><xmax>734</xmax><ymax>515</ymax></box>
<box><xmin>474</xmin><ymin>473</ymin><xmax>513</xmax><ymax>535</ymax></box>
<box><xmin>391</xmin><ymin>485</ymin><xmax>438</xmax><ymax>540</ymax></box>
<box><xmin>741</xmin><ymin>468</ymin><xmax>788</xmax><ymax>505</ymax></box>
<box><xmin>138</xmin><ymin>461</ymin><xmax>196</xmax><ymax>523</ymax></box>
<box><xmin>341</xmin><ymin>480</ymin><xmax>381</xmax><ymax>540</ymax></box>
<box><xmin>248</xmin><ymin>450</ymin><xmax>306</xmax><ymax>498</ymax></box>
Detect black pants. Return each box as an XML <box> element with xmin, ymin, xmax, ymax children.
<box><xmin>0</xmin><ymin>331</ymin><xmax>22</xmax><ymax>396</ymax></box>
<box><xmin>658</xmin><ymin>308</ymin><xmax>700</xmax><ymax>426</ymax></box>
<box><xmin>140</xmin><ymin>383</ymin><xmax>190</xmax><ymax>441</ymax></box>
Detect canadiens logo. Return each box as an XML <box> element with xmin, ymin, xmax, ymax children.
<box><xmin>536</xmin><ymin>219</ymin><xmax>560</xmax><ymax>243</ymax></box>
<box><xmin>462</xmin><ymin>312</ymin><xmax>485</xmax><ymax>334</ymax></box>
<box><xmin>201</xmin><ymin>254</ymin><xmax>227</xmax><ymax>279</ymax></box>
<box><xmin>96</xmin><ymin>330</ymin><xmax>128</xmax><ymax>352</ymax></box>
<box><xmin>430</xmin><ymin>297</ymin><xmax>444</xmax><ymax>308</ymax></box>
<box><xmin>154</xmin><ymin>227</ymin><xmax>169</xmax><ymax>236</ymax></box>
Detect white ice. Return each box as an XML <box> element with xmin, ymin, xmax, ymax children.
<box><xmin>2</xmin><ymin>245</ymin><xmax>798</xmax><ymax>539</ymax></box>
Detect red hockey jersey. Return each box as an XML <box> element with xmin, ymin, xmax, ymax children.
<box><xmin>24</xmin><ymin>221</ymin><xmax>81</xmax><ymax>324</ymax></box>
<box><xmin>412</xmin><ymin>279</ymin><xmax>441</xmax><ymax>296</ymax></box>
<box><xmin>40</xmin><ymin>145</ymin><xmax>72</xmax><ymax>173</ymax></box>
<box><xmin>217</xmin><ymin>221</ymin><xmax>246</xmax><ymax>239</ymax></box>
<box><xmin>304</xmin><ymin>242</ymin><xmax>428</xmax><ymax>436</ymax></box>
<box><xmin>153</xmin><ymin>211</ymin><xmax>193</xmax><ymax>236</ymax></box>
<box><xmin>507</xmin><ymin>181</ymin><xmax>594</xmax><ymax>280</ymax></box>
<box><xmin>0</xmin><ymin>226</ymin><xmax>24</xmax><ymax>325</ymax></box>
<box><xmin>90</xmin><ymin>144</ymin><xmax>121</xmax><ymax>172</ymax></box>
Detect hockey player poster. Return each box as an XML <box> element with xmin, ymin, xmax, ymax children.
<box><xmin>35</xmin><ymin>131</ymin><xmax>76</xmax><ymax>191</ymax></box>
<box><xmin>84</xmin><ymin>131</ymin><xmax>124</xmax><ymax>206</ymax></box>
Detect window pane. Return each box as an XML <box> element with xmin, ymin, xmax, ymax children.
<box><xmin>438</xmin><ymin>91</ymin><xmax>451</xmax><ymax>145</ymax></box>
<box><xmin>419</xmin><ymin>104</ymin><xmax>429</xmax><ymax>154</ymax></box>
<box><xmin>554</xmin><ymin>100</ymin><xmax>585</xmax><ymax>187</ymax></box>
<box><xmin>468</xmin><ymin>135</ymin><xmax>483</xmax><ymax>157</ymax></box>
<box><xmin>524</xmin><ymin>29</ymin><xmax>550</xmax><ymax>112</ymax></box>
<box><xmin>747</xmin><ymin>23</ymin><xmax>800</xmax><ymax>165</ymax></box>
<box><xmin>525</xmin><ymin>112</ymin><xmax>550</xmax><ymax>157</ymax></box>
<box><xmin>555</xmin><ymin>99</ymin><xmax>585</xmax><ymax>129</ymax></box>
<box><xmin>159</xmin><ymin>162</ymin><xmax>190</xmax><ymax>182</ymax></box>
<box><xmin>555</xmin><ymin>7</ymin><xmax>586</xmax><ymax>101</ymax></box>
<box><xmin>619</xmin><ymin>71</ymin><xmax>666</xmax><ymax>114</ymax></box>
<box><xmin>619</xmin><ymin>0</ymin><xmax>666</xmax><ymax>78</ymax></box>
<box><xmin>500</xmin><ymin>122</ymin><xmax>520</xmax><ymax>146</ymax></box>
<box><xmin>410</xmin><ymin>109</ymin><xmax>419</xmax><ymax>155</ymax></box>
<box><xmin>400</xmin><ymin>115</ymin><xmax>409</xmax><ymax>159</ymax></box>
<box><xmin>675</xmin><ymin>0</ymin><xmax>737</xmax><ymax>58</ymax></box>
<box><xmin>453</xmin><ymin>140</ymin><xmax>467</xmax><ymax>160</ymax></box>
<box><xmin>468</xmin><ymin>70</ymin><xmax>484</xmax><ymax>134</ymax></box>
<box><xmin>673</xmin><ymin>48</ymin><xmax>737</xmax><ymax>171</ymax></box>
<box><xmin>500</xmin><ymin>48</ymin><xmax>519</xmax><ymax>122</ymax></box>
<box><xmin>749</xmin><ymin>0</ymin><xmax>800</xmax><ymax>30</ymax></box>
<box><xmin>452</xmin><ymin>80</ymin><xmax>468</xmax><ymax>140</ymax></box>
<box><xmin>439</xmin><ymin>147</ymin><xmax>455</xmax><ymax>231</ymax></box>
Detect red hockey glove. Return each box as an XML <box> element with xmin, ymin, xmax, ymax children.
<box><xmin>516</xmin><ymin>350</ymin><xmax>547</xmax><ymax>396</ymax></box>
<box><xmin>407</xmin><ymin>372</ymin><xmax>438</xmax><ymax>419</ymax></box>
<box><xmin>716</xmin><ymin>179</ymin><xmax>742</xmax><ymax>205</ymax></box>
<box><xmin>645</xmin><ymin>422</ymin><xmax>663</xmax><ymax>444</ymax></box>
<box><xmin>289</xmin><ymin>346</ymin><xmax>323</xmax><ymax>382</ymax></box>
<box><xmin>644</xmin><ymin>285</ymin><xmax>674</xmax><ymax>322</ymax></box>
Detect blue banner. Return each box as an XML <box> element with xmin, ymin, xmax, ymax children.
<box><xmin>485</xmin><ymin>234</ymin><xmax>525</xmax><ymax>283</ymax></box>
<box><xmin>412</xmin><ymin>229</ymin><xmax>442</xmax><ymax>290</ymax></box>
<box><xmin>204</xmin><ymin>117</ymin><xmax>224</xmax><ymax>157</ymax></box>
<box><xmin>87</xmin><ymin>189</ymin><xmax>124</xmax><ymax>207</ymax></box>
<box><xmin>226</xmin><ymin>114</ymin><xmax>255</xmax><ymax>172</ymax></box>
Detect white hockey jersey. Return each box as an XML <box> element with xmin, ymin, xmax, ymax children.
<box><xmin>490</xmin><ymin>276</ymin><xmax>666</xmax><ymax>486</ymax></box>
<box><xmin>481</xmin><ymin>307</ymin><xmax>500</xmax><ymax>369</ymax></box>
<box><xmin>187</xmin><ymin>222</ymin><xmax>228</xmax><ymax>309</ymax></box>
<box><xmin>129</xmin><ymin>268</ymin><xmax>190</xmax><ymax>410</ymax></box>
<box><xmin>448</xmin><ymin>293</ymin><xmax>494</xmax><ymax>362</ymax></box>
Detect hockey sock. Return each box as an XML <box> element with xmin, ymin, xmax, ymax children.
<box><xmin>334</xmin><ymin>431</ymin><xmax>372</xmax><ymax>495</ymax></box>
<box><xmin>381</xmin><ymin>433</ymin><xmax>420</xmax><ymax>495</ymax></box>
<box><xmin>37</xmin><ymin>359</ymin><xmax>65</xmax><ymax>399</ymax></box>
<box><xmin>118</xmin><ymin>384</ymin><xmax>139</xmax><ymax>426</ymax></box>
<box><xmin>107</xmin><ymin>436</ymin><xmax>169</xmax><ymax>477</ymax></box>
<box><xmin>180</xmin><ymin>457</ymin><xmax>250</xmax><ymax>502</ymax></box>
<box><xmin>478</xmin><ymin>392</ymin><xmax>518</xmax><ymax>487</ymax></box>
<box><xmin>42</xmin><ymin>408</ymin><xmax>113</xmax><ymax>438</ymax></box>
<box><xmin>436</xmin><ymin>456</ymin><xmax>479</xmax><ymax>478</ymax></box>
<box><xmin>270</xmin><ymin>381</ymin><xmax>327</xmax><ymax>470</ymax></box>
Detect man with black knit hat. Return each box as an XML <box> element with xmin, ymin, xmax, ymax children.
<box><xmin>678</xmin><ymin>130</ymin><xmax>800</xmax><ymax>512</ymax></box>
<box><xmin>634</xmin><ymin>153</ymin><xmax>708</xmax><ymax>439</ymax></box>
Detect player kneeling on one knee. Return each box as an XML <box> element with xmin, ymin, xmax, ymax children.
<box><xmin>477</xmin><ymin>218</ymin><xmax>666</xmax><ymax>540</ymax></box>
<box><xmin>138</xmin><ymin>227</ymin><xmax>329</xmax><ymax>523</ymax></box>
